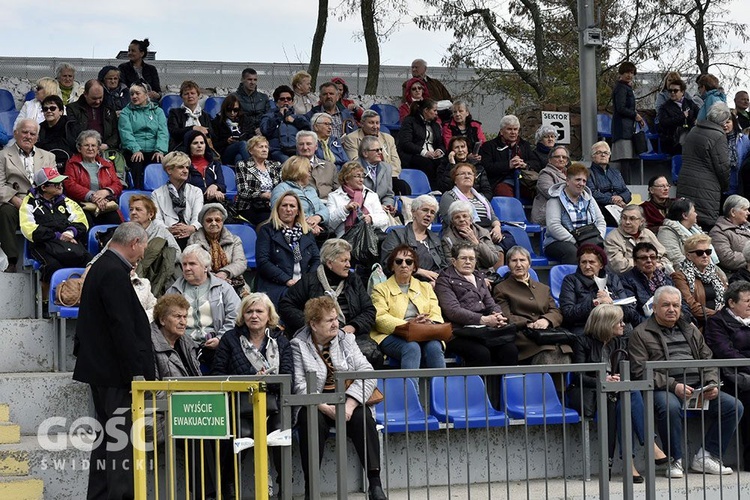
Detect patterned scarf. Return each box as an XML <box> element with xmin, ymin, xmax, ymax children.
<box><xmin>167</xmin><ymin>183</ymin><xmax>187</xmax><ymax>223</ymax></box>
<box><xmin>342</xmin><ymin>185</ymin><xmax>368</xmax><ymax>231</ymax></box>
<box><xmin>206</xmin><ymin>230</ymin><xmax>229</xmax><ymax>273</ymax></box>
<box><xmin>640</xmin><ymin>266</ymin><xmax>669</xmax><ymax>294</ymax></box>
<box><xmin>680</xmin><ymin>259</ymin><xmax>725</xmax><ymax>306</ymax></box>
<box><xmin>451</xmin><ymin>186</ymin><xmax>491</xmax><ymax>224</ymax></box>
<box><xmin>239</xmin><ymin>329</ymin><xmax>280</xmax><ymax>374</ymax></box>
<box><xmin>317</xmin><ymin>265</ymin><xmax>346</xmax><ymax>323</ymax></box>
<box><xmin>281</xmin><ymin>223</ymin><xmax>303</xmax><ymax>263</ymax></box>
<box><xmin>182</xmin><ymin>104</ymin><xmax>203</xmax><ymax>127</ymax></box>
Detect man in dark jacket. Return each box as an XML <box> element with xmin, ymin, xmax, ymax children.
<box><xmin>306</xmin><ymin>82</ymin><xmax>357</xmax><ymax>140</ymax></box>
<box><xmin>66</xmin><ymin>80</ymin><xmax>120</xmax><ymax>151</ymax></box>
<box><xmin>479</xmin><ymin>114</ymin><xmax>535</xmax><ymax>196</ymax></box>
<box><xmin>73</xmin><ymin>222</ymin><xmax>153</xmax><ymax>499</ymax></box>
<box><xmin>629</xmin><ymin>285</ymin><xmax>743</xmax><ymax>478</ymax></box>
<box><xmin>233</xmin><ymin>68</ymin><xmax>270</xmax><ymax>135</ymax></box>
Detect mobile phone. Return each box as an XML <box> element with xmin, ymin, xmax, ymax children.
<box><xmin>473</xmin><ymin>142</ymin><xmax>481</xmax><ymax>155</ymax></box>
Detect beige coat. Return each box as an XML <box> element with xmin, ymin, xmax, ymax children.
<box><xmin>0</xmin><ymin>146</ymin><xmax>56</xmax><ymax>203</ymax></box>
<box><xmin>605</xmin><ymin>226</ymin><xmax>673</xmax><ymax>274</ymax></box>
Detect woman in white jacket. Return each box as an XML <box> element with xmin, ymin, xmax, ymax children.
<box><xmin>327</xmin><ymin>161</ymin><xmax>388</xmax><ymax>237</ymax></box>
<box><xmin>151</xmin><ymin>151</ymin><xmax>204</xmax><ymax>249</ymax></box>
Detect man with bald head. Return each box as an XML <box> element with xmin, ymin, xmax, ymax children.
<box><xmin>0</xmin><ymin>119</ymin><xmax>56</xmax><ymax>271</ymax></box>
<box><xmin>67</xmin><ymin>79</ymin><xmax>120</xmax><ymax>151</ymax></box>
<box><xmin>405</xmin><ymin>58</ymin><xmax>451</xmax><ymax>101</ymax></box>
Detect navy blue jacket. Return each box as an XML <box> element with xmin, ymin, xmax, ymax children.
<box><xmin>612</xmin><ymin>80</ymin><xmax>637</xmax><ymax>141</ymax></box>
<box><xmin>307</xmin><ymin>104</ymin><xmax>358</xmax><ymax>138</ymax></box>
<box><xmin>255</xmin><ymin>222</ymin><xmax>320</xmax><ymax>306</ymax></box>
<box><xmin>620</xmin><ymin>268</ymin><xmax>694</xmax><ymax>325</ymax></box>
<box><xmin>188</xmin><ymin>158</ymin><xmax>226</xmax><ymax>197</ymax></box>
<box><xmin>211</xmin><ymin>326</ymin><xmax>293</xmax><ymax>382</ymax></box>
<box><xmin>559</xmin><ymin>270</ymin><xmax>638</xmax><ymax>334</ymax></box>
<box><xmin>588</xmin><ymin>163</ymin><xmax>632</xmax><ymax>207</ymax></box>
<box><xmin>260</xmin><ymin>109</ymin><xmax>310</xmax><ymax>163</ymax></box>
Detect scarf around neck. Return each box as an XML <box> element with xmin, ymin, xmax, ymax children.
<box><xmin>342</xmin><ymin>185</ymin><xmax>369</xmax><ymax>231</ymax></box>
<box><xmin>680</xmin><ymin>259</ymin><xmax>725</xmax><ymax>306</ymax></box>
<box><xmin>239</xmin><ymin>328</ymin><xmax>280</xmax><ymax>374</ymax></box>
<box><xmin>451</xmin><ymin>186</ymin><xmax>491</xmax><ymax>223</ymax></box>
<box><xmin>317</xmin><ymin>265</ymin><xmax>346</xmax><ymax>323</ymax></box>
<box><xmin>167</xmin><ymin>183</ymin><xmax>187</xmax><ymax>223</ymax></box>
<box><xmin>206</xmin><ymin>230</ymin><xmax>228</xmax><ymax>274</ymax></box>
<box><xmin>281</xmin><ymin>223</ymin><xmax>303</xmax><ymax>263</ymax></box>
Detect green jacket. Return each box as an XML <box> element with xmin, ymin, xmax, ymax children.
<box><xmin>118</xmin><ymin>101</ymin><xmax>169</xmax><ymax>154</ymax></box>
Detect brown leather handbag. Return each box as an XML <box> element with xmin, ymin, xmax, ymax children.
<box><xmin>393</xmin><ymin>322</ymin><xmax>452</xmax><ymax>342</ymax></box>
<box><xmin>55</xmin><ymin>272</ymin><xmax>86</xmax><ymax>307</ymax></box>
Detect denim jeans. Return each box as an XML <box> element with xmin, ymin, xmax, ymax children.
<box><xmin>221</xmin><ymin>141</ymin><xmax>250</xmax><ymax>165</ymax></box>
<box><xmin>653</xmin><ymin>388</ymin><xmax>744</xmax><ymax>460</ymax></box>
<box><xmin>378</xmin><ymin>334</ymin><xmax>445</xmax><ymax>370</ymax></box>
<box><xmin>616</xmin><ymin>391</ymin><xmax>646</xmax><ymax>457</ymax></box>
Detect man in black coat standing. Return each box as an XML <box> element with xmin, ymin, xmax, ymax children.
<box><xmin>73</xmin><ymin>222</ymin><xmax>153</xmax><ymax>500</ymax></box>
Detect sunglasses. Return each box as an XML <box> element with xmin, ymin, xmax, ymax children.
<box><xmin>42</xmin><ymin>106</ymin><xmax>58</xmax><ymax>112</ymax></box>
<box><xmin>228</xmin><ymin>107</ymin><xmax>241</xmax><ymax>113</ymax></box>
<box><xmin>44</xmin><ymin>182</ymin><xmax>62</xmax><ymax>187</ymax></box>
<box><xmin>367</xmin><ymin>148</ymin><xmax>384</xmax><ymax>153</ymax></box>
<box><xmin>277</xmin><ymin>97</ymin><xmax>293</xmax><ymax>102</ymax></box>
<box><xmin>668</xmin><ymin>88</ymin><xmax>682</xmax><ymax>93</ymax></box>
<box><xmin>689</xmin><ymin>249</ymin><xmax>713</xmax><ymax>257</ymax></box>
<box><xmin>394</xmin><ymin>258</ymin><xmax>414</xmax><ymax>266</ymax></box>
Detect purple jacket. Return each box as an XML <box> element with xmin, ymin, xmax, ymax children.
<box><xmin>704</xmin><ymin>307</ymin><xmax>750</xmax><ymax>390</ymax></box>
<box><xmin>434</xmin><ymin>265</ymin><xmax>501</xmax><ymax>326</ymax></box>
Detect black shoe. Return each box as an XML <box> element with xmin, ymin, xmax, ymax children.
<box><xmin>655</xmin><ymin>456</ymin><xmax>670</xmax><ymax>466</ymax></box>
<box><xmin>633</xmin><ymin>475</ymin><xmax>645</xmax><ymax>484</ymax></box>
<box><xmin>369</xmin><ymin>485</ymin><xmax>387</xmax><ymax>500</ymax></box>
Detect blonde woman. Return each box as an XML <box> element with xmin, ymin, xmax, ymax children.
<box><xmin>16</xmin><ymin>77</ymin><xmax>60</xmax><ymax>127</ymax></box>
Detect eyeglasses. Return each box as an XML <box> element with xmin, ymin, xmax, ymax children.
<box><xmin>621</xmin><ymin>215</ymin><xmax>642</xmax><ymax>223</ymax></box>
<box><xmin>228</xmin><ymin>107</ymin><xmax>241</xmax><ymax>113</ymax></box>
<box><xmin>456</xmin><ymin>256</ymin><xmax>476</xmax><ymax>262</ymax></box>
<box><xmin>350</xmin><ymin>174</ymin><xmax>365</xmax><ymax>179</ymax></box>
<box><xmin>42</xmin><ymin>106</ymin><xmax>58</xmax><ymax>112</ymax></box>
<box><xmin>593</xmin><ymin>151</ymin><xmax>611</xmax><ymax>156</ymax></box>
<box><xmin>411</xmin><ymin>87</ymin><xmax>424</xmax><ymax>92</ymax></box>
<box><xmin>689</xmin><ymin>248</ymin><xmax>713</xmax><ymax>257</ymax></box>
<box><xmin>394</xmin><ymin>258</ymin><xmax>414</xmax><ymax>266</ymax></box>
<box><xmin>277</xmin><ymin>97</ymin><xmax>293</xmax><ymax>102</ymax></box>
<box><xmin>367</xmin><ymin>148</ymin><xmax>383</xmax><ymax>153</ymax></box>
<box><xmin>652</xmin><ymin>184</ymin><xmax>671</xmax><ymax>189</ymax></box>
<box><xmin>668</xmin><ymin>88</ymin><xmax>682</xmax><ymax>93</ymax></box>
<box><xmin>550</xmin><ymin>155</ymin><xmax>569</xmax><ymax>160</ymax></box>
<box><xmin>636</xmin><ymin>254</ymin><xmax>658</xmax><ymax>261</ymax></box>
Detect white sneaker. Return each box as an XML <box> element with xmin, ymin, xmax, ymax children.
<box><xmin>666</xmin><ymin>458</ymin><xmax>684</xmax><ymax>478</ymax></box>
<box><xmin>691</xmin><ymin>452</ymin><xmax>733</xmax><ymax>475</ymax></box>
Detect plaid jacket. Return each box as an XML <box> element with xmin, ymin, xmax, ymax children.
<box><xmin>234</xmin><ymin>159</ymin><xmax>282</xmax><ymax>212</ymax></box>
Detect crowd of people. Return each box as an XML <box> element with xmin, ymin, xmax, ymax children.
<box><xmin>3</xmin><ymin>47</ymin><xmax>750</xmax><ymax>498</ymax></box>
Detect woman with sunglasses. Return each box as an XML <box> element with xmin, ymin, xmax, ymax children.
<box><xmin>371</xmin><ymin>244</ymin><xmax>446</xmax><ymax>370</ymax></box>
<box><xmin>36</xmin><ymin>95</ymin><xmax>77</xmax><ymax>167</ymax></box>
<box><xmin>656</xmin><ymin>78</ymin><xmax>700</xmax><ymax>155</ymax></box>
<box><xmin>261</xmin><ymin>85</ymin><xmax>311</xmax><ymax>163</ymax></box>
<box><xmin>212</xmin><ymin>94</ymin><xmax>253</xmax><ymax>165</ymax></box>
<box><xmin>672</xmin><ymin>233</ymin><xmax>727</xmax><ymax>329</ymax></box>
<box><xmin>398</xmin><ymin>77</ymin><xmax>429</xmax><ymax>122</ymax></box>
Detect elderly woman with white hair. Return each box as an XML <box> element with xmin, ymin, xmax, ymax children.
<box><xmin>676</xmin><ymin>102</ymin><xmax>732</xmax><ymax>229</ymax></box>
<box><xmin>442</xmin><ymin>200</ymin><xmax>504</xmax><ymax>271</ymax></box>
<box><xmin>441</xmin><ymin>100</ymin><xmax>486</xmax><ymax>158</ymax></box>
<box><xmin>311</xmin><ymin>112</ymin><xmax>349</xmax><ymax>168</ymax></box>
<box><xmin>709</xmin><ymin>194</ymin><xmax>750</xmax><ymax>272</ymax></box>
<box><xmin>531</xmin><ymin>146</ymin><xmax>571</xmax><ymax>225</ymax></box>
<box><xmin>166</xmin><ymin>244</ymin><xmax>241</xmax><ymax>368</ymax></box>
<box><xmin>529</xmin><ymin>124</ymin><xmax>558</xmax><ymax>172</ymax></box>
<box><xmin>380</xmin><ymin>194</ymin><xmax>447</xmax><ymax>284</ymax></box>
<box><xmin>604</xmin><ymin>204</ymin><xmax>672</xmax><ymax>274</ymax></box>
<box><xmin>479</xmin><ymin>114</ymin><xmax>536</xmax><ymax>196</ymax></box>
<box><xmin>55</xmin><ymin>62</ymin><xmax>83</xmax><ymax>105</ymax></box>
<box><xmin>327</xmin><ymin>161</ymin><xmax>389</xmax><ymax>238</ymax></box>
<box><xmin>588</xmin><ymin>140</ymin><xmax>632</xmax><ymax>225</ymax></box>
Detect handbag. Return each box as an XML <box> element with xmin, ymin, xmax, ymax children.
<box><xmin>518</xmin><ymin>168</ymin><xmax>540</xmax><ymax>190</ymax></box>
<box><xmin>522</xmin><ymin>326</ymin><xmax>575</xmax><ymax>346</ymax></box>
<box><xmin>345</xmin><ymin>379</ymin><xmax>384</xmax><ymax>406</ymax></box>
<box><xmin>452</xmin><ymin>324</ymin><xmax>517</xmax><ymax>347</ymax></box>
<box><xmin>55</xmin><ymin>272</ymin><xmax>85</xmax><ymax>306</ymax></box>
<box><xmin>393</xmin><ymin>321</ymin><xmax>453</xmax><ymax>342</ymax></box>
<box><xmin>632</xmin><ymin>130</ymin><xmax>649</xmax><ymax>155</ymax></box>
<box><xmin>571</xmin><ymin>223</ymin><xmax>603</xmax><ymax>247</ymax></box>
<box><xmin>342</xmin><ymin>218</ymin><xmax>379</xmax><ymax>267</ymax></box>
<box><xmin>42</xmin><ymin>239</ymin><xmax>90</xmax><ymax>267</ymax></box>
<box><xmin>565</xmin><ymin>384</ymin><xmax>597</xmax><ymax>418</ymax></box>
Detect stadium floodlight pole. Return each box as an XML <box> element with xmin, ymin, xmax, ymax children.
<box><xmin>578</xmin><ymin>0</ymin><xmax>600</xmax><ymax>162</ymax></box>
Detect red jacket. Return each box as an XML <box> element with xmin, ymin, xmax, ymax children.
<box><xmin>63</xmin><ymin>153</ymin><xmax>124</xmax><ymax>203</ymax></box>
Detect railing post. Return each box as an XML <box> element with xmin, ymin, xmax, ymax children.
<box><xmin>130</xmin><ymin>379</ymin><xmax>147</xmax><ymax>499</ymax></box>
<box><xmin>252</xmin><ymin>382</ymin><xmax>269</xmax><ymax>500</ymax></box>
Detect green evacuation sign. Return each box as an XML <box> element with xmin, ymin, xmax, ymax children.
<box><xmin>169</xmin><ymin>392</ymin><xmax>230</xmax><ymax>439</ymax></box>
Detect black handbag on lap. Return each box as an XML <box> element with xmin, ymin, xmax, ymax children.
<box><xmin>522</xmin><ymin>326</ymin><xmax>575</xmax><ymax>345</ymax></box>
<box><xmin>452</xmin><ymin>324</ymin><xmax>517</xmax><ymax>347</ymax></box>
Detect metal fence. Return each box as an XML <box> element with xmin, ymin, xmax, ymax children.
<box><xmin>129</xmin><ymin>359</ymin><xmax>750</xmax><ymax>499</ymax></box>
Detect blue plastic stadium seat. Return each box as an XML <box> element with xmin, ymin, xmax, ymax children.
<box><xmin>160</xmin><ymin>94</ymin><xmax>182</xmax><ymax>116</ymax></box>
<box><xmin>222</xmin><ymin>165</ymin><xmax>237</xmax><ymax>200</ymax></box>
<box><xmin>225</xmin><ymin>224</ymin><xmax>256</xmax><ymax>268</ymax></box>
<box><xmin>87</xmin><ymin>224</ymin><xmax>120</xmax><ymax>255</ymax></box>
<box><xmin>502</xmin><ymin>225</ymin><xmax>548</xmax><ymax>266</ymax></box>
<box><xmin>495</xmin><ymin>265</ymin><xmax>539</xmax><ymax>281</ymax></box>
<box><xmin>597</xmin><ymin>113</ymin><xmax>612</xmax><ymax>140</ymax></box>
<box><xmin>491</xmin><ymin>197</ymin><xmax>541</xmax><ymax>233</ymax></box>
<box><xmin>399</xmin><ymin>169</ymin><xmax>431</xmax><ymax>196</ymax></box>
<box><xmin>0</xmin><ymin>89</ymin><xmax>15</xmax><ymax>112</ymax></box>
<box><xmin>671</xmin><ymin>155</ymin><xmax>682</xmax><ymax>184</ymax></box>
<box><xmin>369</xmin><ymin>103</ymin><xmax>401</xmax><ymax>134</ymax></box>
<box><xmin>550</xmin><ymin>264</ymin><xmax>577</xmax><ymax>305</ymax></box>
<box><xmin>49</xmin><ymin>267</ymin><xmax>88</xmax><ymax>371</ymax></box>
<box><xmin>430</xmin><ymin>223</ymin><xmax>442</xmax><ymax>234</ymax></box>
<box><xmin>430</xmin><ymin>376</ymin><xmax>507</xmax><ymax>429</ymax></box>
<box><xmin>639</xmin><ymin>123</ymin><xmax>670</xmax><ymax>162</ymax></box>
<box><xmin>374</xmin><ymin>378</ymin><xmax>439</xmax><ymax>433</ymax></box>
<box><xmin>501</xmin><ymin>373</ymin><xmax>580</xmax><ymax>425</ymax></box>
<box><xmin>204</xmin><ymin>96</ymin><xmax>225</xmax><ymax>119</ymax></box>
<box><xmin>0</xmin><ymin>110</ymin><xmax>20</xmax><ymax>141</ymax></box>
<box><xmin>385</xmin><ymin>225</ymin><xmax>404</xmax><ymax>234</ymax></box>
<box><xmin>143</xmin><ymin>163</ymin><xmax>168</xmax><ymax>191</ymax></box>
<box><xmin>119</xmin><ymin>190</ymin><xmax>151</xmax><ymax>222</ymax></box>
<box><xmin>24</xmin><ymin>90</ymin><xmax>35</xmax><ymax>102</ymax></box>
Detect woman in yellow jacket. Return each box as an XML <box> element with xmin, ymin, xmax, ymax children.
<box><xmin>370</xmin><ymin>244</ymin><xmax>446</xmax><ymax>369</ymax></box>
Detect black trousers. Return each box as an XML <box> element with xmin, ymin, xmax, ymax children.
<box><xmin>125</xmin><ymin>151</ymin><xmax>157</xmax><ymax>190</ymax></box>
<box><xmin>446</xmin><ymin>336</ymin><xmax>519</xmax><ymax>367</ymax></box>
<box><xmin>87</xmin><ymin>385</ymin><xmax>134</xmax><ymax>500</ymax></box>
<box><xmin>296</xmin><ymin>405</ymin><xmax>380</xmax><ymax>492</ymax></box>
<box><xmin>0</xmin><ymin>203</ymin><xmax>20</xmax><ymax>261</ymax></box>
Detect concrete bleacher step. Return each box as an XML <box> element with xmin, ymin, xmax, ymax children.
<box><xmin>0</xmin><ymin>373</ymin><xmax>90</xmax><ymax>436</ymax></box>
<box><xmin>0</xmin><ymin>476</ymin><xmax>43</xmax><ymax>500</ymax></box>
<box><xmin>0</xmin><ymin>319</ymin><xmax>55</xmax><ymax>373</ymax></box>
<box><xmin>0</xmin><ymin>271</ymin><xmax>34</xmax><ymax>320</ymax></box>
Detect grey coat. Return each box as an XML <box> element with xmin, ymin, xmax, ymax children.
<box><xmin>166</xmin><ymin>273</ymin><xmax>241</xmax><ymax>340</ymax></box>
<box><xmin>708</xmin><ymin>216</ymin><xmax>750</xmax><ymax>272</ymax></box>
<box><xmin>675</xmin><ymin>120</ymin><xmax>730</xmax><ymax>228</ymax></box>
<box><xmin>187</xmin><ymin>227</ymin><xmax>247</xmax><ymax>278</ymax></box>
<box><xmin>531</xmin><ymin>164</ymin><xmax>567</xmax><ymax>224</ymax></box>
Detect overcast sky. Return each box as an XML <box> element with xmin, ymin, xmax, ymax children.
<box><xmin>2</xmin><ymin>0</ymin><xmax>747</xmax><ymax>89</ymax></box>
<box><xmin>2</xmin><ymin>1</ymin><xmax>450</xmax><ymax>67</ymax></box>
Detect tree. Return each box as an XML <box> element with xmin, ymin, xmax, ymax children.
<box><xmin>309</xmin><ymin>0</ymin><xmax>330</xmax><ymax>87</ymax></box>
